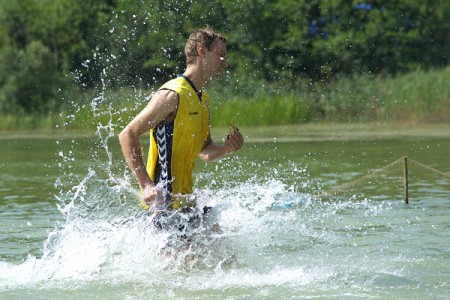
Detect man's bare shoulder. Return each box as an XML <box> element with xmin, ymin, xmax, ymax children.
<box><xmin>152</xmin><ymin>89</ymin><xmax>179</xmax><ymax>104</ymax></box>
<box><xmin>143</xmin><ymin>89</ymin><xmax>179</xmax><ymax>123</ymax></box>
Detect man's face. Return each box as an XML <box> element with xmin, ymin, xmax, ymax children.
<box><xmin>204</xmin><ymin>40</ymin><xmax>228</xmax><ymax>80</ymax></box>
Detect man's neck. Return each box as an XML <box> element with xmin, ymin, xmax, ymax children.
<box><xmin>183</xmin><ymin>65</ymin><xmax>207</xmax><ymax>91</ymax></box>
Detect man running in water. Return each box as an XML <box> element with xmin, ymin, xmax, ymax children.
<box><xmin>119</xmin><ymin>27</ymin><xmax>244</xmax><ymax>215</ymax></box>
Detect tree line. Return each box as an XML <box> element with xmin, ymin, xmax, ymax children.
<box><xmin>0</xmin><ymin>0</ymin><xmax>448</xmax><ymax>114</ymax></box>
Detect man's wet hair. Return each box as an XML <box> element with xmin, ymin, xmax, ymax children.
<box><xmin>185</xmin><ymin>27</ymin><xmax>228</xmax><ymax>65</ymax></box>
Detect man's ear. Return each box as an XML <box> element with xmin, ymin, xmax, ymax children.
<box><xmin>197</xmin><ymin>45</ymin><xmax>206</xmax><ymax>57</ymax></box>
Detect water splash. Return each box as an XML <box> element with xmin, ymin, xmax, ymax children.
<box><xmin>1</xmin><ymin>150</ymin><xmax>445</xmax><ymax>299</ymax></box>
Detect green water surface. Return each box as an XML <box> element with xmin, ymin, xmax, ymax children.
<box><xmin>0</xmin><ymin>126</ymin><xmax>449</xmax><ymax>299</ymax></box>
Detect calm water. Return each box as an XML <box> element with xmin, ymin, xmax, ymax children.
<box><xmin>1</xmin><ymin>131</ymin><xmax>449</xmax><ymax>299</ymax></box>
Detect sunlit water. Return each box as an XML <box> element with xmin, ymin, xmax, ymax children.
<box><xmin>1</xmin><ymin>130</ymin><xmax>449</xmax><ymax>299</ymax></box>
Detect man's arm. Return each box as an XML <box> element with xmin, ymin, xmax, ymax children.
<box><xmin>198</xmin><ymin>126</ymin><xmax>244</xmax><ymax>162</ymax></box>
<box><xmin>118</xmin><ymin>89</ymin><xmax>178</xmax><ymax>204</ymax></box>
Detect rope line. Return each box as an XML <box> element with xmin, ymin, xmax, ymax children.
<box><xmin>408</xmin><ymin>158</ymin><xmax>450</xmax><ymax>179</ymax></box>
<box><xmin>320</xmin><ymin>157</ymin><xmax>404</xmax><ymax>197</ymax></box>
<box><xmin>317</xmin><ymin>156</ymin><xmax>449</xmax><ymax>200</ymax></box>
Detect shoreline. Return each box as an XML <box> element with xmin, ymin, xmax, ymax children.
<box><xmin>213</xmin><ymin>122</ymin><xmax>450</xmax><ymax>142</ymax></box>
<box><xmin>2</xmin><ymin>122</ymin><xmax>449</xmax><ymax>142</ymax></box>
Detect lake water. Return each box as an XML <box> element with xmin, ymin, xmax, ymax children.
<box><xmin>1</xmin><ymin>128</ymin><xmax>449</xmax><ymax>299</ymax></box>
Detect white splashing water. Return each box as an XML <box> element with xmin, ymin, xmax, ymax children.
<box><xmin>0</xmin><ymin>162</ymin><xmax>420</xmax><ymax>298</ymax></box>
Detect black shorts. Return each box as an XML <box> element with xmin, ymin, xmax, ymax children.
<box><xmin>152</xmin><ymin>206</ymin><xmax>212</xmax><ymax>236</ymax></box>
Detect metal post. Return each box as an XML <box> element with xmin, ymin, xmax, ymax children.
<box><xmin>403</xmin><ymin>156</ymin><xmax>409</xmax><ymax>204</ymax></box>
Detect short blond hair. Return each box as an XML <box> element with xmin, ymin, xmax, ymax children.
<box><xmin>185</xmin><ymin>27</ymin><xmax>228</xmax><ymax>65</ymax></box>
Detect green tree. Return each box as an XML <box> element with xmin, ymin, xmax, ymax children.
<box><xmin>1</xmin><ymin>0</ymin><xmax>449</xmax><ymax>118</ymax></box>
<box><xmin>0</xmin><ymin>0</ymin><xmax>116</xmax><ymax>113</ymax></box>
<box><xmin>0</xmin><ymin>40</ymin><xmax>57</xmax><ymax>113</ymax></box>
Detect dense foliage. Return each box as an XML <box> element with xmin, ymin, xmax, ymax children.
<box><xmin>0</xmin><ymin>0</ymin><xmax>448</xmax><ymax>115</ymax></box>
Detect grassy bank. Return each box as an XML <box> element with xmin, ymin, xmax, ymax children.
<box><xmin>210</xmin><ymin>66</ymin><xmax>450</xmax><ymax>126</ymax></box>
<box><xmin>1</xmin><ymin>67</ymin><xmax>449</xmax><ymax>131</ymax></box>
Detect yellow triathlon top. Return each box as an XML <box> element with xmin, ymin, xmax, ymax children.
<box><xmin>145</xmin><ymin>75</ymin><xmax>210</xmax><ymax>210</ymax></box>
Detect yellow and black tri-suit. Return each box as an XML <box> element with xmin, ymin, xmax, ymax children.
<box><xmin>145</xmin><ymin>75</ymin><xmax>210</xmax><ymax>210</ymax></box>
